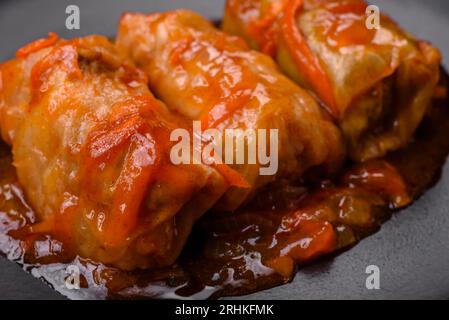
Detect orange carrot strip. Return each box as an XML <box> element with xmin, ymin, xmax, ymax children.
<box><xmin>287</xmin><ymin>219</ymin><xmax>336</xmax><ymax>263</ymax></box>
<box><xmin>247</xmin><ymin>0</ymin><xmax>288</xmax><ymax>56</ymax></box>
<box><xmin>200</xmin><ymin>92</ymin><xmax>252</xmax><ymax>130</ymax></box>
<box><xmin>281</xmin><ymin>0</ymin><xmax>338</xmax><ymax>118</ymax></box>
<box><xmin>16</xmin><ymin>32</ymin><xmax>59</xmax><ymax>58</ymax></box>
<box><xmin>103</xmin><ymin>133</ymin><xmax>159</xmax><ymax>247</ymax></box>
<box><xmin>30</xmin><ymin>44</ymin><xmax>82</xmax><ymax>103</ymax></box>
<box><xmin>342</xmin><ymin>160</ymin><xmax>411</xmax><ymax>208</ymax></box>
<box><xmin>265</xmin><ymin>255</ymin><xmax>295</xmax><ymax>279</ymax></box>
<box><xmin>213</xmin><ymin>163</ymin><xmax>251</xmax><ymax>189</ymax></box>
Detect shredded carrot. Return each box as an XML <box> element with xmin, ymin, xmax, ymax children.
<box><xmin>30</xmin><ymin>44</ymin><xmax>82</xmax><ymax>103</ymax></box>
<box><xmin>287</xmin><ymin>219</ymin><xmax>336</xmax><ymax>263</ymax></box>
<box><xmin>342</xmin><ymin>160</ymin><xmax>411</xmax><ymax>208</ymax></box>
<box><xmin>213</xmin><ymin>163</ymin><xmax>251</xmax><ymax>189</ymax></box>
<box><xmin>82</xmin><ymin>97</ymin><xmax>165</xmax><ymax>247</ymax></box>
<box><xmin>265</xmin><ymin>255</ymin><xmax>295</xmax><ymax>279</ymax></box>
<box><xmin>200</xmin><ymin>91</ymin><xmax>253</xmax><ymax>130</ymax></box>
<box><xmin>16</xmin><ymin>32</ymin><xmax>59</xmax><ymax>58</ymax></box>
<box><xmin>247</xmin><ymin>0</ymin><xmax>288</xmax><ymax>56</ymax></box>
<box><xmin>281</xmin><ymin>0</ymin><xmax>338</xmax><ymax>118</ymax></box>
<box><xmin>243</xmin><ymin>0</ymin><xmax>338</xmax><ymax>117</ymax></box>
<box><xmin>266</xmin><ymin>218</ymin><xmax>336</xmax><ymax>277</ymax></box>
<box><xmin>29</xmin><ymin>218</ymin><xmax>55</xmax><ymax>234</ymax></box>
<box><xmin>86</xmin><ymin>114</ymin><xmax>145</xmax><ymax>162</ymax></box>
<box><xmin>169</xmin><ymin>35</ymin><xmax>194</xmax><ymax>65</ymax></box>
<box><xmin>103</xmin><ymin>133</ymin><xmax>159</xmax><ymax>247</ymax></box>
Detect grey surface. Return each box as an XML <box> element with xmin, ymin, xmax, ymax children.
<box><xmin>0</xmin><ymin>0</ymin><xmax>449</xmax><ymax>300</ymax></box>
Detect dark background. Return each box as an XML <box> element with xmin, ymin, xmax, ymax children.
<box><xmin>1</xmin><ymin>0</ymin><xmax>449</xmax><ymax>300</ymax></box>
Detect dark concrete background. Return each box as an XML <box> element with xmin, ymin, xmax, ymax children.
<box><xmin>0</xmin><ymin>0</ymin><xmax>449</xmax><ymax>300</ymax></box>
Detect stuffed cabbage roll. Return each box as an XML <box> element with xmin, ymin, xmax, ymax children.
<box><xmin>116</xmin><ymin>10</ymin><xmax>345</xmax><ymax>210</ymax></box>
<box><xmin>223</xmin><ymin>0</ymin><xmax>441</xmax><ymax>161</ymax></box>
<box><xmin>0</xmin><ymin>34</ymin><xmax>231</xmax><ymax>270</ymax></box>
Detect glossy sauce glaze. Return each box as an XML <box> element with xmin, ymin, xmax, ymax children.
<box><xmin>0</xmin><ymin>69</ymin><xmax>448</xmax><ymax>299</ymax></box>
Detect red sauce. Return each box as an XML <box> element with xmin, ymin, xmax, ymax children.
<box><xmin>323</xmin><ymin>1</ymin><xmax>376</xmax><ymax>47</ymax></box>
<box><xmin>30</xmin><ymin>43</ymin><xmax>82</xmax><ymax>104</ymax></box>
<box><xmin>83</xmin><ymin>96</ymin><xmax>165</xmax><ymax>247</ymax></box>
<box><xmin>168</xmin><ymin>36</ymin><xmax>258</xmax><ymax>131</ymax></box>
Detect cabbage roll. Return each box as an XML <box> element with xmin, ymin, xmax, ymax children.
<box><xmin>116</xmin><ymin>10</ymin><xmax>345</xmax><ymax>210</ymax></box>
<box><xmin>223</xmin><ymin>0</ymin><xmax>441</xmax><ymax>161</ymax></box>
<box><xmin>0</xmin><ymin>34</ymin><xmax>230</xmax><ymax>270</ymax></box>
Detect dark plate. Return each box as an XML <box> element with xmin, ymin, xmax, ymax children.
<box><xmin>1</xmin><ymin>0</ymin><xmax>449</xmax><ymax>300</ymax></box>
